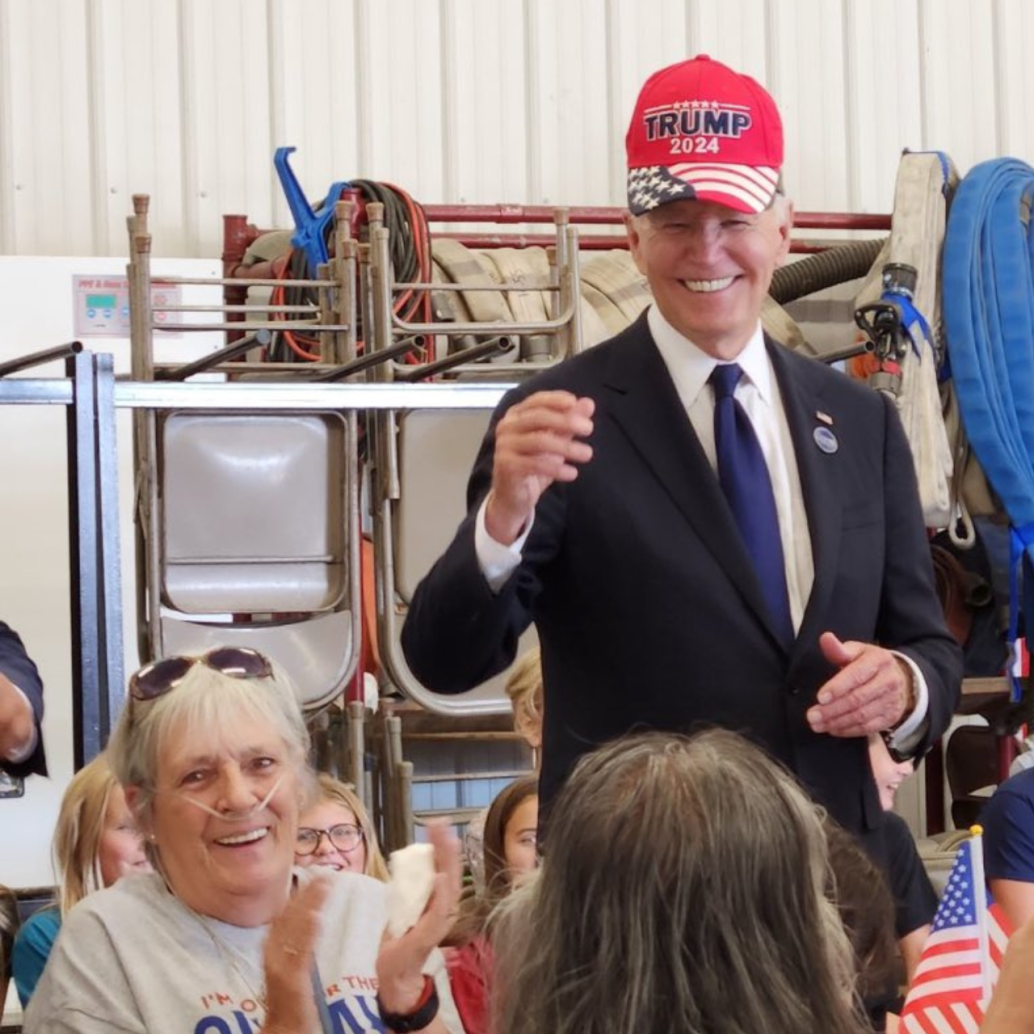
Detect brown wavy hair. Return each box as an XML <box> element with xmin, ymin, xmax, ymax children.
<box><xmin>493</xmin><ymin>729</ymin><xmax>870</xmax><ymax>1034</ymax></box>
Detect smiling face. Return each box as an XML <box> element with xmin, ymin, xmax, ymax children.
<box><xmin>627</xmin><ymin>196</ymin><xmax>793</xmax><ymax>360</ymax></box>
<box><xmin>97</xmin><ymin>784</ymin><xmax>151</xmax><ymax>887</ymax></box>
<box><xmin>144</xmin><ymin>713</ymin><xmax>301</xmax><ymax>926</ymax></box>
<box><xmin>868</xmin><ymin>733</ymin><xmax>915</xmax><ymax>811</ymax></box>
<box><xmin>295</xmin><ymin>800</ymin><xmax>368</xmax><ymax>874</ymax></box>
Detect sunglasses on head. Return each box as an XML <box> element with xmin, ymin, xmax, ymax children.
<box><xmin>129</xmin><ymin>647</ymin><xmax>273</xmax><ymax>702</ymax></box>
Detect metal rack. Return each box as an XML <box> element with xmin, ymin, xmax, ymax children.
<box><xmin>0</xmin><ymin>369</ymin><xmax>510</xmax><ymax>765</ymax></box>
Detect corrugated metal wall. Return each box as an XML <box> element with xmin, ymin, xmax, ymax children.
<box><xmin>1</xmin><ymin>0</ymin><xmax>1031</xmax><ymax>258</ymax></box>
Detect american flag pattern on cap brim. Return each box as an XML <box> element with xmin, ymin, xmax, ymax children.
<box><xmin>628</xmin><ymin>163</ymin><xmax>779</xmax><ymax>215</ymax></box>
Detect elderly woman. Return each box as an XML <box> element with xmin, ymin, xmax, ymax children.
<box><xmin>24</xmin><ymin>647</ymin><xmax>463</xmax><ymax>1034</ymax></box>
<box><xmin>493</xmin><ymin>729</ymin><xmax>873</xmax><ymax>1034</ymax></box>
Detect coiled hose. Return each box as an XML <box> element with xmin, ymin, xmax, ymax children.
<box><xmin>267</xmin><ymin>180</ymin><xmax>430</xmax><ymax>363</ymax></box>
<box><xmin>768</xmin><ymin>237</ymin><xmax>887</xmax><ymax>305</ymax></box>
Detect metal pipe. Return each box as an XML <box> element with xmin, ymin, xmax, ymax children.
<box><xmin>565</xmin><ymin>224</ymin><xmax>584</xmax><ymax>355</ymax></box>
<box><xmin>389</xmin><ymin>299</ymin><xmax>575</xmax><ymax>337</ymax></box>
<box><xmin>150</xmin><ymin>321</ymin><xmax>352</xmax><ymax>332</ymax></box>
<box><xmin>420</xmin><ymin>203</ymin><xmax>892</xmax><ymax>231</ymax></box>
<box><xmin>0</xmin><ymin>379</ymin><xmax>513</xmax><ymax>410</ymax></box>
<box><xmin>307</xmin><ymin>339</ymin><xmax>421</xmax><ymax>382</ymax></box>
<box><xmin>157</xmin><ymin>329</ymin><xmax>272</xmax><ymax>381</ymax></box>
<box><xmin>155</xmin><ymin>303</ymin><xmax>319</xmax><ymax>313</ymax></box>
<box><xmin>153</xmin><ymin>275</ymin><xmax>329</xmax><ymax>288</ymax></box>
<box><xmin>817</xmin><ymin>341</ymin><xmax>875</xmax><ymax>365</ymax></box>
<box><xmin>222</xmin><ymin>208</ymin><xmax>893</xmax><ymax>262</ymax></box>
<box><xmin>0</xmin><ymin>340</ymin><xmax>83</xmax><ymax>378</ymax></box>
<box><xmin>394</xmin><ymin>336</ymin><xmax>510</xmax><ymax>382</ymax></box>
<box><xmin>392</xmin><ymin>281</ymin><xmax>556</xmax><ymax>293</ymax></box>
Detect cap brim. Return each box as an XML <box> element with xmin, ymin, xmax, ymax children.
<box><xmin>627</xmin><ymin>163</ymin><xmax>780</xmax><ymax>216</ymax></box>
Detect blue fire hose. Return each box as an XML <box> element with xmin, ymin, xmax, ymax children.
<box><xmin>943</xmin><ymin>157</ymin><xmax>1034</xmax><ymax>700</ymax></box>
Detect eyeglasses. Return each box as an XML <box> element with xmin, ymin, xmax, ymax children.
<box><xmin>295</xmin><ymin>823</ymin><xmax>364</xmax><ymax>855</ymax></box>
<box><xmin>129</xmin><ymin>647</ymin><xmax>273</xmax><ymax>702</ymax></box>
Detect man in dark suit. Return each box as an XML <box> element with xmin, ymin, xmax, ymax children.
<box><xmin>0</xmin><ymin>621</ymin><xmax>46</xmax><ymax>777</ymax></box>
<box><xmin>402</xmin><ymin>55</ymin><xmax>961</xmax><ymax>835</ymax></box>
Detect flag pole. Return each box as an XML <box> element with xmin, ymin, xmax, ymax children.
<box><xmin>969</xmin><ymin>824</ymin><xmax>993</xmax><ymax>1002</ymax></box>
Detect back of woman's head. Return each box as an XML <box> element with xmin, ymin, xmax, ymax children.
<box><xmin>494</xmin><ymin>729</ymin><xmax>868</xmax><ymax>1034</ymax></box>
<box><xmin>825</xmin><ymin>820</ymin><xmax>898</xmax><ymax>1016</ymax></box>
<box><xmin>53</xmin><ymin>754</ymin><xmax>118</xmax><ymax>916</ymax></box>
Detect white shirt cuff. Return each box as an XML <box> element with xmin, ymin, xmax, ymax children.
<box><xmin>886</xmin><ymin>651</ymin><xmax>929</xmax><ymax>753</ymax></box>
<box><xmin>4</xmin><ymin>682</ymin><xmax>39</xmax><ymax>764</ymax></box>
<box><xmin>474</xmin><ymin>497</ymin><xmax>533</xmax><ymax>593</ymax></box>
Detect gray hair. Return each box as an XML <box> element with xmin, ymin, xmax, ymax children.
<box><xmin>107</xmin><ymin>653</ymin><xmax>310</xmax><ymax>819</ymax></box>
<box><xmin>493</xmin><ymin>729</ymin><xmax>869</xmax><ymax>1034</ymax></box>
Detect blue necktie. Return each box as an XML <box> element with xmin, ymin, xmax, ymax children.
<box><xmin>710</xmin><ymin>363</ymin><xmax>794</xmax><ymax>645</ymax></box>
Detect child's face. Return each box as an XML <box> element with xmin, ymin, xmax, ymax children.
<box><xmin>503</xmin><ymin>795</ymin><xmax>539</xmax><ymax>883</ymax></box>
<box><xmin>867</xmin><ymin>734</ymin><xmax>915</xmax><ymax>811</ymax></box>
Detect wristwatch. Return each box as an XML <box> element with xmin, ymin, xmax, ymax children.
<box><xmin>376</xmin><ymin>975</ymin><xmax>440</xmax><ymax>1033</ymax></box>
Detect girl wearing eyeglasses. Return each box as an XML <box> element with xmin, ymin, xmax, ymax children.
<box><xmin>294</xmin><ymin>773</ymin><xmax>389</xmax><ymax>880</ymax></box>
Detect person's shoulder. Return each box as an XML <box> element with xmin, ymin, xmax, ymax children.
<box><xmin>19</xmin><ymin>904</ymin><xmax>60</xmax><ymax>934</ymax></box>
<box><xmin>880</xmin><ymin>809</ymin><xmax>916</xmax><ymax>846</ymax></box>
<box><xmin>15</xmin><ymin>905</ymin><xmax>60</xmax><ymax>948</ymax></box>
<box><xmin>505</xmin><ymin>314</ymin><xmax>651</xmax><ymax>399</ymax></box>
<box><xmin>993</xmin><ymin>765</ymin><xmax>1034</xmax><ymax>801</ymax></box>
<box><xmin>60</xmin><ymin>873</ymin><xmax>164</xmax><ymax>933</ymax></box>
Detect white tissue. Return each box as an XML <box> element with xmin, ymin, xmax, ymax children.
<box><xmin>386</xmin><ymin>843</ymin><xmax>436</xmax><ymax>937</ymax></box>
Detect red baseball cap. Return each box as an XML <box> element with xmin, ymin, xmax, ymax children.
<box><xmin>626</xmin><ymin>54</ymin><xmax>783</xmax><ymax>215</ymax></box>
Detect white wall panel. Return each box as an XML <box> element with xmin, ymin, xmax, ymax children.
<box><xmin>0</xmin><ymin>0</ymin><xmax>1032</xmax><ymax>255</ymax></box>
<box><xmin>442</xmin><ymin>0</ymin><xmax>529</xmax><ymax>203</ymax></box>
<box><xmin>992</xmin><ymin>0</ymin><xmax>1034</xmax><ymax>162</ymax></box>
<box><xmin>843</xmin><ymin>0</ymin><xmax>924</xmax><ymax>213</ymax></box>
<box><xmin>918</xmin><ymin>0</ymin><xmax>998</xmax><ymax>174</ymax></box>
<box><xmin>772</xmin><ymin>0</ymin><xmax>851</xmax><ymax>211</ymax></box>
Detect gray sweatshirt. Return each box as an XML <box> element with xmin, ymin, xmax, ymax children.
<box><xmin>23</xmin><ymin>870</ymin><xmax>461</xmax><ymax>1034</ymax></box>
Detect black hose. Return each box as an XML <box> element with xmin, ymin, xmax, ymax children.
<box><xmin>769</xmin><ymin>237</ymin><xmax>887</xmax><ymax>305</ymax></box>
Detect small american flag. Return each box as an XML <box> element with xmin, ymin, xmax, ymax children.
<box><xmin>900</xmin><ymin>831</ymin><xmax>1011</xmax><ymax>1034</ymax></box>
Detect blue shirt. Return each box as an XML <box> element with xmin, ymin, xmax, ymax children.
<box><xmin>983</xmin><ymin>766</ymin><xmax>1034</xmax><ymax>882</ymax></box>
<box><xmin>12</xmin><ymin>906</ymin><xmax>60</xmax><ymax>1006</ymax></box>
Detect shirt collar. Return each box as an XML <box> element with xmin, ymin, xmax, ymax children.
<box><xmin>647</xmin><ymin>304</ymin><xmax>773</xmax><ymax>407</ymax></box>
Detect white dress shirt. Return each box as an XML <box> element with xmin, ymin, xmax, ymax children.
<box><xmin>473</xmin><ymin>304</ymin><xmax>927</xmax><ymax>746</ymax></box>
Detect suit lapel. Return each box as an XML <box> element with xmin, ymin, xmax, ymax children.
<box><xmin>600</xmin><ymin>318</ymin><xmax>788</xmax><ymax>647</ymax></box>
<box><xmin>767</xmin><ymin>339</ymin><xmax>844</xmax><ymax>656</ymax></box>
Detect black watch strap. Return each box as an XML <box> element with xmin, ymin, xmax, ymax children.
<box><xmin>376</xmin><ymin>976</ymin><xmax>440</xmax><ymax>1033</ymax></box>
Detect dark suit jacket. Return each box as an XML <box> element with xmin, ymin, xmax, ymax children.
<box><xmin>0</xmin><ymin>620</ymin><xmax>46</xmax><ymax>777</ymax></box>
<box><xmin>402</xmin><ymin>314</ymin><xmax>962</xmax><ymax>833</ymax></box>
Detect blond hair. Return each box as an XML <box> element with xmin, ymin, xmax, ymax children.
<box><xmin>308</xmin><ymin>773</ymin><xmax>389</xmax><ymax>881</ymax></box>
<box><xmin>52</xmin><ymin>754</ymin><xmax>120</xmax><ymax>916</ymax></box>
<box><xmin>504</xmin><ymin>648</ymin><xmax>543</xmax><ymax>748</ymax></box>
<box><xmin>494</xmin><ymin>730</ymin><xmax>868</xmax><ymax>1034</ymax></box>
